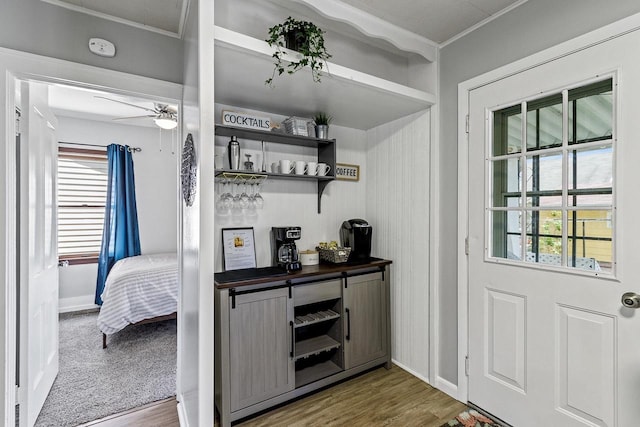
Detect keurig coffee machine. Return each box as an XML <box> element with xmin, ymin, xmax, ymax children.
<box><xmin>340</xmin><ymin>219</ymin><xmax>372</xmax><ymax>262</ymax></box>
<box><xmin>271</xmin><ymin>226</ymin><xmax>302</xmax><ymax>272</ymax></box>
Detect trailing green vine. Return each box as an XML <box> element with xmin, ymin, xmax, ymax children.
<box><xmin>265</xmin><ymin>17</ymin><xmax>332</xmax><ymax>87</ymax></box>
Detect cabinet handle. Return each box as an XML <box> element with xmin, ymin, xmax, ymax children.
<box><xmin>345</xmin><ymin>308</ymin><xmax>351</xmax><ymax>341</ymax></box>
<box><xmin>290</xmin><ymin>320</ymin><xmax>295</xmax><ymax>358</ymax></box>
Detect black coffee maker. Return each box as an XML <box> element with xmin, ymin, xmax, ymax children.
<box><xmin>340</xmin><ymin>219</ymin><xmax>372</xmax><ymax>262</ymax></box>
<box><xmin>271</xmin><ymin>226</ymin><xmax>302</xmax><ymax>272</ymax></box>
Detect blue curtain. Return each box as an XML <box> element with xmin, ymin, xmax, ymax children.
<box><xmin>95</xmin><ymin>144</ymin><xmax>141</xmax><ymax>305</ymax></box>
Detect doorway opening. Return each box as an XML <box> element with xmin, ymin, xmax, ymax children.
<box><xmin>13</xmin><ymin>77</ymin><xmax>181</xmax><ymax>427</ymax></box>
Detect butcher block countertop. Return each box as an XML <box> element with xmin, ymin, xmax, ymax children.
<box><xmin>214</xmin><ymin>258</ymin><xmax>392</xmax><ymax>289</ymax></box>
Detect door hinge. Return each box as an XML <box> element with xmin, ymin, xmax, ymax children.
<box><xmin>465</xmin><ymin>114</ymin><xmax>469</xmax><ymax>134</ymax></box>
<box><xmin>465</xmin><ymin>356</ymin><xmax>469</xmax><ymax>377</ymax></box>
<box><xmin>464</xmin><ymin>237</ymin><xmax>469</xmax><ymax>256</ymax></box>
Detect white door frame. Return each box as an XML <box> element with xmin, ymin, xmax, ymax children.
<box><xmin>0</xmin><ymin>47</ymin><xmax>182</xmax><ymax>426</ymax></box>
<box><xmin>456</xmin><ymin>12</ymin><xmax>640</xmax><ymax>403</ymax></box>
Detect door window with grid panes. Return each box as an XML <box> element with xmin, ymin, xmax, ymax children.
<box><xmin>489</xmin><ymin>79</ymin><xmax>613</xmax><ymax>273</ymax></box>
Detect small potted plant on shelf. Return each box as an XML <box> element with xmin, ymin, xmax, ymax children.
<box><xmin>265</xmin><ymin>16</ymin><xmax>332</xmax><ymax>87</ymax></box>
<box><xmin>313</xmin><ymin>112</ymin><xmax>332</xmax><ymax>139</ymax></box>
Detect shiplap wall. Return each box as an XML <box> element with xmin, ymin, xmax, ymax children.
<box><xmin>365</xmin><ymin>110</ymin><xmax>431</xmax><ymax>380</ymax></box>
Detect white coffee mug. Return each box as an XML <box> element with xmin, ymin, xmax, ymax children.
<box><xmin>271</xmin><ymin>162</ymin><xmax>280</xmax><ymax>173</ymax></box>
<box><xmin>307</xmin><ymin>161</ymin><xmax>318</xmax><ymax>176</ymax></box>
<box><xmin>294</xmin><ymin>160</ymin><xmax>307</xmax><ymax>175</ymax></box>
<box><xmin>279</xmin><ymin>159</ymin><xmax>294</xmax><ymax>174</ymax></box>
<box><xmin>317</xmin><ymin>163</ymin><xmax>331</xmax><ymax>176</ymax></box>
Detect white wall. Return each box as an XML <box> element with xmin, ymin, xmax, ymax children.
<box><xmin>56</xmin><ymin>116</ymin><xmax>178</xmax><ymax>312</ymax></box>
<box><xmin>213</xmin><ymin>104</ymin><xmax>368</xmax><ymax>271</ymax></box>
<box><xmin>438</xmin><ymin>0</ymin><xmax>640</xmax><ymax>387</ymax></box>
<box><xmin>366</xmin><ymin>110</ymin><xmax>431</xmax><ymax>381</ymax></box>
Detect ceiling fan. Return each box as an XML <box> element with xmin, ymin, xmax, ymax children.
<box><xmin>95</xmin><ymin>95</ymin><xmax>178</xmax><ymax>129</ymax></box>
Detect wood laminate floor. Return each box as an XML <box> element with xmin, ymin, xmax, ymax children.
<box><xmin>78</xmin><ymin>398</ymin><xmax>179</xmax><ymax>427</ymax></box>
<box><xmin>83</xmin><ymin>365</ymin><xmax>466</xmax><ymax>427</ymax></box>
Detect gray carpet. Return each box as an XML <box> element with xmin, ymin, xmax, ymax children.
<box><xmin>35</xmin><ymin>311</ymin><xmax>176</xmax><ymax>427</ymax></box>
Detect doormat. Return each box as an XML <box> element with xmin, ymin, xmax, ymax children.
<box><xmin>440</xmin><ymin>409</ymin><xmax>502</xmax><ymax>427</ymax></box>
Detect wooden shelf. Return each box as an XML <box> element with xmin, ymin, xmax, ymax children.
<box><xmin>295</xmin><ymin>360</ymin><xmax>343</xmax><ymax>388</ymax></box>
<box><xmin>215</xmin><ymin>125</ymin><xmax>335</xmax><ymax>147</ymax></box>
<box><xmin>214</xmin><ymin>26</ymin><xmax>436</xmax><ymax>130</ymax></box>
<box><xmin>295</xmin><ymin>335</ymin><xmax>341</xmax><ymax>361</ymax></box>
<box><xmin>214</xmin><ymin>123</ymin><xmax>336</xmax><ymax>213</ymax></box>
<box><xmin>215</xmin><ymin>169</ymin><xmax>334</xmax><ymax>181</ymax></box>
<box><xmin>294</xmin><ymin>310</ymin><xmax>340</xmax><ymax>328</ymax></box>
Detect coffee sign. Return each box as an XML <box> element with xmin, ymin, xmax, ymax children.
<box><xmin>222</xmin><ymin>110</ymin><xmax>271</xmax><ymax>130</ymax></box>
<box><xmin>335</xmin><ymin>163</ymin><xmax>360</xmax><ymax>181</ymax></box>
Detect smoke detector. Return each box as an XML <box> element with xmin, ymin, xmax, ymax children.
<box><xmin>89</xmin><ymin>38</ymin><xmax>116</xmax><ymax>58</ymax></box>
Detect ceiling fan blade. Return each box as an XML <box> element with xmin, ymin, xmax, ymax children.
<box><xmin>95</xmin><ymin>96</ymin><xmax>158</xmax><ymax>113</ymax></box>
<box><xmin>112</xmin><ymin>115</ymin><xmax>158</xmax><ymax>121</ymax></box>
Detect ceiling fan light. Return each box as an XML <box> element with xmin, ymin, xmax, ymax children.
<box><xmin>154</xmin><ymin>117</ymin><xmax>178</xmax><ymax>130</ymax></box>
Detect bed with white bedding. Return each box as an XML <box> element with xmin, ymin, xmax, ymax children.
<box><xmin>97</xmin><ymin>253</ymin><xmax>178</xmax><ymax>346</ymax></box>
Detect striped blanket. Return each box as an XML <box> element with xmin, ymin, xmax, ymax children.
<box><xmin>97</xmin><ymin>253</ymin><xmax>178</xmax><ymax>335</ymax></box>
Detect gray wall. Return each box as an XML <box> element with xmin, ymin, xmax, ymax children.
<box><xmin>0</xmin><ymin>0</ymin><xmax>184</xmax><ymax>83</ymax></box>
<box><xmin>438</xmin><ymin>0</ymin><xmax>640</xmax><ymax>385</ymax></box>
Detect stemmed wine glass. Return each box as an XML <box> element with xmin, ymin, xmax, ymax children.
<box><xmin>252</xmin><ymin>181</ymin><xmax>264</xmax><ymax>209</ymax></box>
<box><xmin>215</xmin><ymin>179</ymin><xmax>232</xmax><ymax>215</ymax></box>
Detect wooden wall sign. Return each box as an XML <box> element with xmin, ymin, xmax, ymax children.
<box><xmin>221</xmin><ymin>110</ymin><xmax>271</xmax><ymax>130</ymax></box>
<box><xmin>335</xmin><ymin>163</ymin><xmax>360</xmax><ymax>181</ymax></box>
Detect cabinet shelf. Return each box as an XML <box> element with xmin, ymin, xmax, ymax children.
<box><xmin>294</xmin><ymin>309</ymin><xmax>340</xmax><ymax>328</ymax></box>
<box><xmin>295</xmin><ymin>335</ymin><xmax>341</xmax><ymax>361</ymax></box>
<box><xmin>295</xmin><ymin>360</ymin><xmax>343</xmax><ymax>388</ymax></box>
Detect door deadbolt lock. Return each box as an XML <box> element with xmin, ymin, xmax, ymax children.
<box><xmin>621</xmin><ymin>292</ymin><xmax>640</xmax><ymax>309</ymax></box>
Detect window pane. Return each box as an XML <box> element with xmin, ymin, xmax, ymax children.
<box><xmin>527</xmin><ymin>94</ymin><xmax>563</xmax><ymax>151</ymax></box>
<box><xmin>525</xmin><ymin>152</ymin><xmax>562</xmax><ymax>207</ymax></box>
<box><xmin>492</xmin><ymin>158</ymin><xmax>521</xmax><ymax>207</ymax></box>
<box><xmin>493</xmin><ymin>105</ymin><xmax>522</xmax><ymax>156</ymax></box>
<box><xmin>569</xmin><ymin>79</ymin><xmax>613</xmax><ymax>144</ymax></box>
<box><xmin>526</xmin><ymin>210</ymin><xmax>563</xmax><ymax>266</ymax></box>
<box><xmin>568</xmin><ymin>144</ymin><xmax>612</xmax><ymax>206</ymax></box>
<box><xmin>567</xmin><ymin>210</ymin><xmax>612</xmax><ymax>272</ymax></box>
<box><xmin>58</xmin><ymin>147</ymin><xmax>108</xmax><ymax>259</ymax></box>
<box><xmin>492</xmin><ymin>210</ymin><xmax>522</xmax><ymax>260</ymax></box>
<box><xmin>570</xmin><ymin>194</ymin><xmax>612</xmax><ymax>207</ymax></box>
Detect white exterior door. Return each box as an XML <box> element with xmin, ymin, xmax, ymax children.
<box><xmin>19</xmin><ymin>81</ymin><xmax>59</xmax><ymax>427</ymax></box>
<box><xmin>467</xmin><ymin>30</ymin><xmax>640</xmax><ymax>426</ymax></box>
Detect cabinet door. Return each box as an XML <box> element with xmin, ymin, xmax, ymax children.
<box><xmin>229</xmin><ymin>288</ymin><xmax>295</xmax><ymax>411</ymax></box>
<box><xmin>343</xmin><ymin>272</ymin><xmax>387</xmax><ymax>369</ymax></box>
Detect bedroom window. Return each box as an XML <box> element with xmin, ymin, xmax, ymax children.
<box><xmin>57</xmin><ymin>145</ymin><xmax>108</xmax><ymax>264</ymax></box>
<box><xmin>489</xmin><ymin>78</ymin><xmax>614</xmax><ymax>273</ymax></box>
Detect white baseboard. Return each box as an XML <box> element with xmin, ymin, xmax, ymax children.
<box><xmin>59</xmin><ymin>295</ymin><xmax>99</xmax><ymax>313</ymax></box>
<box><xmin>177</xmin><ymin>395</ymin><xmax>188</xmax><ymax>427</ymax></box>
<box><xmin>435</xmin><ymin>376</ymin><xmax>461</xmax><ymax>401</ymax></box>
<box><xmin>391</xmin><ymin>359</ymin><xmax>431</xmax><ymax>385</ymax></box>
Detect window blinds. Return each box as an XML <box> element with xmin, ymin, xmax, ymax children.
<box><xmin>57</xmin><ymin>147</ymin><xmax>108</xmax><ymax>259</ymax></box>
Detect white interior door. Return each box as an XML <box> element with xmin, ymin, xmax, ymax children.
<box><xmin>18</xmin><ymin>81</ymin><xmax>59</xmax><ymax>427</ymax></box>
<box><xmin>467</xmin><ymin>29</ymin><xmax>640</xmax><ymax>427</ymax></box>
